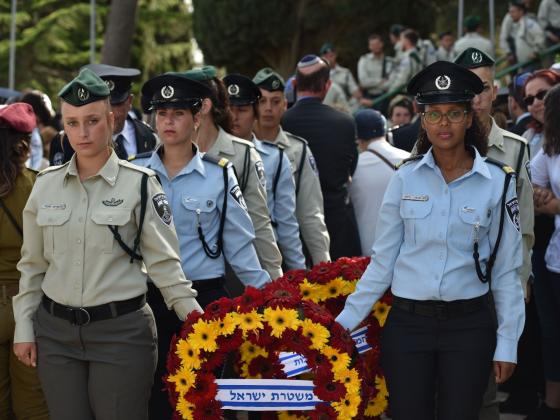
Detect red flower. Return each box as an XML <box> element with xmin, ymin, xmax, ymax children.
<box><xmin>179</xmin><ymin>310</ymin><xmax>202</xmax><ymax>338</ymax></box>
<box><xmin>233</xmin><ymin>287</ymin><xmax>264</xmax><ymax>312</ymax></box>
<box><xmin>203</xmin><ymin>297</ymin><xmax>233</xmax><ymax>320</ymax></box>
<box><xmin>278</xmin><ymin>328</ymin><xmax>313</xmax><ymax>355</ymax></box>
<box><xmin>217</xmin><ymin>330</ymin><xmax>243</xmax><ymax>353</ymax></box>
<box><xmin>329</xmin><ymin>322</ymin><xmax>355</xmax><ymax>355</ymax></box>
<box><xmin>282</xmin><ymin>269</ymin><xmax>307</xmax><ymax>284</ymax></box>
<box><xmin>192</xmin><ymin>398</ymin><xmax>222</xmax><ymax>420</ymax></box>
<box><xmin>185</xmin><ymin>372</ymin><xmax>218</xmax><ymax>406</ymax></box>
<box><xmin>201</xmin><ymin>350</ymin><xmax>226</xmax><ymax>372</ymax></box>
<box><xmin>248</xmin><ymin>355</ymin><xmax>285</xmax><ymax>378</ymax></box>
<box><xmin>325</xmin><ymin>300</ymin><xmax>344</xmax><ymax>317</ymax></box>
<box><xmin>250</xmin><ymin>327</ymin><xmax>275</xmax><ymax>348</ymax></box>
<box><xmin>166</xmin><ymin>335</ymin><xmax>182</xmax><ymax>373</ymax></box>
<box><xmin>263</xmin><ymin>278</ymin><xmax>301</xmax><ymax>307</ymax></box>
<box><xmin>313</xmin><ymin>369</ymin><xmax>346</xmax><ymax>401</ymax></box>
<box><xmin>306</xmin><ymin>350</ymin><xmax>331</xmax><ymax>372</ymax></box>
<box><xmin>302</xmin><ymin>300</ymin><xmax>333</xmax><ymax>326</ymax></box>
<box><xmin>308</xmin><ymin>403</ymin><xmax>338</xmax><ymax>419</ymax></box>
<box><xmin>307</xmin><ymin>261</ymin><xmax>340</xmax><ymax>284</ymax></box>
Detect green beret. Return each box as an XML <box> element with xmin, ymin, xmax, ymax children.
<box><xmin>181</xmin><ymin>66</ymin><xmax>218</xmax><ymax>82</ymax></box>
<box><xmin>454</xmin><ymin>47</ymin><xmax>495</xmax><ymax>69</ymax></box>
<box><xmin>319</xmin><ymin>42</ymin><xmax>334</xmax><ymax>56</ymax></box>
<box><xmin>253</xmin><ymin>68</ymin><xmax>285</xmax><ymax>92</ymax></box>
<box><xmin>464</xmin><ymin>15</ymin><xmax>481</xmax><ymax>31</ymax></box>
<box><xmin>58</xmin><ymin>68</ymin><xmax>110</xmax><ymax>106</ymax></box>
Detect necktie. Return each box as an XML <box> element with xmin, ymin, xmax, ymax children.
<box><xmin>114</xmin><ymin>134</ymin><xmax>128</xmax><ymax>159</ymax></box>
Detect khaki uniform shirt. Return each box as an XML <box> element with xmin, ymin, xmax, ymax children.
<box><xmin>500</xmin><ymin>15</ymin><xmax>545</xmax><ymax>63</ymax></box>
<box><xmin>0</xmin><ymin>169</ymin><xmax>36</xmax><ymax>283</ymax></box>
<box><xmin>357</xmin><ymin>53</ymin><xmax>395</xmax><ymax>96</ymax></box>
<box><xmin>387</xmin><ymin>48</ymin><xmax>422</xmax><ymax>93</ymax></box>
<box><xmin>436</xmin><ymin>46</ymin><xmax>454</xmax><ymax>62</ymax></box>
<box><xmin>487</xmin><ymin>119</ymin><xmax>534</xmax><ymax>295</ymax></box>
<box><xmin>274</xmin><ymin>128</ymin><xmax>331</xmax><ymax>264</ymax></box>
<box><xmin>13</xmin><ymin>152</ymin><xmax>201</xmax><ymax>343</ymax></box>
<box><xmin>323</xmin><ymin>82</ymin><xmax>351</xmax><ymax>114</ymax></box>
<box><xmin>208</xmin><ymin>128</ymin><xmax>283</xmax><ymax>280</ymax></box>
<box><xmin>538</xmin><ymin>0</ymin><xmax>560</xmax><ymax>32</ymax></box>
<box><xmin>453</xmin><ymin>33</ymin><xmax>494</xmax><ymax>58</ymax></box>
<box><xmin>330</xmin><ymin>64</ymin><xmax>359</xmax><ymax>99</ymax></box>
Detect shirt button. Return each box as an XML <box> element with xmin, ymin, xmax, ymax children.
<box><xmin>108</xmin><ymin>217</ymin><xmax>113</xmax><ymax>222</ymax></box>
<box><xmin>439</xmin><ymin>253</ymin><xmax>444</xmax><ymax>260</ymax></box>
<box><xmin>75</xmin><ymin>260</ymin><xmax>81</xmax><ymax>266</ymax></box>
<box><xmin>76</xmin><ymin>239</ymin><xmax>82</xmax><ymax>244</ymax></box>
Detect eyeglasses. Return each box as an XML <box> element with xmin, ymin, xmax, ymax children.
<box><xmin>421</xmin><ymin>109</ymin><xmax>468</xmax><ymax>125</ymax></box>
<box><xmin>523</xmin><ymin>90</ymin><xmax>548</xmax><ymax>106</ymax></box>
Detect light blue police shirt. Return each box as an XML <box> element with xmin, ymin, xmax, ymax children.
<box><xmin>253</xmin><ymin>137</ymin><xmax>306</xmax><ymax>269</ymax></box>
<box><xmin>336</xmin><ymin>147</ymin><xmax>525</xmax><ymax>363</ymax></box>
<box><xmin>133</xmin><ymin>145</ymin><xmax>270</xmax><ymax>288</ymax></box>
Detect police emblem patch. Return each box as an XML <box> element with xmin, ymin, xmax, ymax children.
<box><xmin>77</xmin><ymin>87</ymin><xmax>90</xmax><ymax>101</ymax></box>
<box><xmin>271</xmin><ymin>80</ymin><xmax>280</xmax><ymax>89</ymax></box>
<box><xmin>255</xmin><ymin>161</ymin><xmax>266</xmax><ymax>188</ymax></box>
<box><xmin>525</xmin><ymin>160</ymin><xmax>532</xmax><ymax>181</ymax></box>
<box><xmin>308</xmin><ymin>155</ymin><xmax>319</xmax><ymax>176</ymax></box>
<box><xmin>228</xmin><ymin>84</ymin><xmax>240</xmax><ymax>96</ymax></box>
<box><xmin>105</xmin><ymin>80</ymin><xmax>115</xmax><ymax>91</ymax></box>
<box><xmin>471</xmin><ymin>52</ymin><xmax>483</xmax><ymax>64</ymax></box>
<box><xmin>230</xmin><ymin>185</ymin><xmax>247</xmax><ymax>210</ymax></box>
<box><xmin>435</xmin><ymin>75</ymin><xmax>451</xmax><ymax>90</ymax></box>
<box><xmin>161</xmin><ymin>85</ymin><xmax>174</xmax><ymax>99</ymax></box>
<box><xmin>102</xmin><ymin>198</ymin><xmax>123</xmax><ymax>207</ymax></box>
<box><xmin>152</xmin><ymin>193</ymin><xmax>173</xmax><ymax>225</ymax></box>
<box><xmin>505</xmin><ymin>197</ymin><xmax>520</xmax><ymax>232</ymax></box>
<box><xmin>52</xmin><ymin>152</ymin><xmax>65</xmax><ymax>166</ymax></box>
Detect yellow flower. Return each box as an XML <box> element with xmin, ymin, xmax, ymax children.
<box><xmin>175</xmin><ymin>338</ymin><xmax>202</xmax><ymax>370</ymax></box>
<box><xmin>324</xmin><ymin>277</ymin><xmax>346</xmax><ymax>299</ymax></box>
<box><xmin>332</xmin><ymin>393</ymin><xmax>361</xmax><ymax>418</ymax></box>
<box><xmin>322</xmin><ymin>346</ymin><xmax>351</xmax><ymax>374</ymax></box>
<box><xmin>364</xmin><ymin>394</ymin><xmax>388</xmax><ymax>417</ymax></box>
<box><xmin>263</xmin><ymin>307</ymin><xmax>301</xmax><ymax>337</ymax></box>
<box><xmin>343</xmin><ymin>279</ymin><xmax>359</xmax><ymax>295</ymax></box>
<box><xmin>167</xmin><ymin>366</ymin><xmax>196</xmax><ymax>396</ymax></box>
<box><xmin>373</xmin><ymin>301</ymin><xmax>390</xmax><ymax>327</ymax></box>
<box><xmin>215</xmin><ymin>313</ymin><xmax>238</xmax><ymax>336</ymax></box>
<box><xmin>234</xmin><ymin>310</ymin><xmax>264</xmax><ymax>334</ymax></box>
<box><xmin>334</xmin><ymin>367</ymin><xmax>360</xmax><ymax>395</ymax></box>
<box><xmin>277</xmin><ymin>412</ymin><xmax>308</xmax><ymax>420</ymax></box>
<box><xmin>299</xmin><ymin>279</ymin><xmax>321</xmax><ymax>302</ymax></box>
<box><xmin>176</xmin><ymin>396</ymin><xmax>194</xmax><ymax>420</ymax></box>
<box><xmin>375</xmin><ymin>375</ymin><xmax>388</xmax><ymax>397</ymax></box>
<box><xmin>301</xmin><ymin>318</ymin><xmax>330</xmax><ymax>350</ymax></box>
<box><xmin>188</xmin><ymin>319</ymin><xmax>219</xmax><ymax>352</ymax></box>
<box><xmin>239</xmin><ymin>341</ymin><xmax>268</xmax><ymax>363</ymax></box>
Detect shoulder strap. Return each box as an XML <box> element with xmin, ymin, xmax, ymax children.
<box><xmin>295</xmin><ymin>142</ymin><xmax>307</xmax><ymax>196</ymax></box>
<box><xmin>381</xmin><ymin>55</ymin><xmax>388</xmax><ymax>79</ymax></box>
<box><xmin>515</xmin><ymin>141</ymin><xmax>528</xmax><ymax>176</ymax></box>
<box><xmin>0</xmin><ymin>198</ymin><xmax>23</xmax><ymax>237</ymax></box>
<box><xmin>240</xmin><ymin>145</ymin><xmax>251</xmax><ymax>192</ymax></box>
<box><xmin>366</xmin><ymin>149</ymin><xmax>396</xmax><ymax>170</ymax></box>
<box><xmin>269</xmin><ymin>148</ymin><xmax>285</xmax><ymax>227</ymax></box>
<box><xmin>395</xmin><ymin>154</ymin><xmax>423</xmax><ymax>169</ymax></box>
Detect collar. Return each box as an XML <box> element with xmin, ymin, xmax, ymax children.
<box><xmin>209</xmin><ymin>126</ymin><xmax>237</xmax><ymax>156</ymax></box>
<box><xmin>148</xmin><ymin>144</ymin><xmax>206</xmax><ymax>180</ymax></box>
<box><xmin>274</xmin><ymin>127</ymin><xmax>290</xmax><ymax>148</ymax></box>
<box><xmin>516</xmin><ymin>112</ymin><xmax>531</xmax><ymax>124</ymax></box>
<box><xmin>487</xmin><ymin>117</ymin><xmax>504</xmax><ymax>151</ymax></box>
<box><xmin>296</xmin><ymin>95</ymin><xmax>322</xmax><ymax>102</ymax></box>
<box><xmin>65</xmin><ymin>150</ymin><xmax>120</xmax><ymax>186</ymax></box>
<box><xmin>253</xmin><ymin>138</ymin><xmax>270</xmax><ymax>155</ymax></box>
<box><xmin>413</xmin><ymin>146</ymin><xmax>491</xmax><ymax>179</ymax></box>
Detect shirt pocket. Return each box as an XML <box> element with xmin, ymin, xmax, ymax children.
<box><xmin>91</xmin><ymin>208</ymin><xmax>133</xmax><ymax>254</ymax></box>
<box><xmin>399</xmin><ymin>200</ymin><xmax>432</xmax><ymax>246</ymax></box>
<box><xmin>456</xmin><ymin>206</ymin><xmax>491</xmax><ymax>251</ymax></box>
<box><xmin>36</xmin><ymin>208</ymin><xmax>72</xmax><ymax>255</ymax></box>
<box><xmin>181</xmin><ymin>196</ymin><xmax>218</xmax><ymax>232</ymax></box>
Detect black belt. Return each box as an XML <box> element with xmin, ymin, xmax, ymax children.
<box><xmin>192</xmin><ymin>277</ymin><xmax>225</xmax><ymax>293</ymax></box>
<box><xmin>42</xmin><ymin>294</ymin><xmax>146</xmax><ymax>326</ymax></box>
<box><xmin>392</xmin><ymin>293</ymin><xmax>489</xmax><ymax>320</ymax></box>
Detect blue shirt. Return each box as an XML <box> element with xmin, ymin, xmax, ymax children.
<box><xmin>336</xmin><ymin>147</ymin><xmax>525</xmax><ymax>363</ymax></box>
<box><xmin>254</xmin><ymin>138</ymin><xmax>306</xmax><ymax>270</ymax></box>
<box><xmin>133</xmin><ymin>146</ymin><xmax>270</xmax><ymax>288</ymax></box>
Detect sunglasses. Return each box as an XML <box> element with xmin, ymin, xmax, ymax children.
<box><xmin>523</xmin><ymin>90</ymin><xmax>548</xmax><ymax>106</ymax></box>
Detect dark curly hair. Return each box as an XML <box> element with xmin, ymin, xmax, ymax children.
<box><xmin>543</xmin><ymin>84</ymin><xmax>560</xmax><ymax>156</ymax></box>
<box><xmin>199</xmin><ymin>77</ymin><xmax>233</xmax><ymax>133</ymax></box>
<box><xmin>0</xmin><ymin>128</ymin><xmax>31</xmax><ymax>197</ymax></box>
<box><xmin>414</xmin><ymin>103</ymin><xmax>488</xmax><ymax>156</ymax></box>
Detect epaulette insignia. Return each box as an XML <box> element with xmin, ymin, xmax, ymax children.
<box><xmin>128</xmin><ymin>151</ymin><xmax>153</xmax><ymax>162</ymax></box>
<box><xmin>395</xmin><ymin>154</ymin><xmax>423</xmax><ymax>169</ymax></box>
<box><xmin>203</xmin><ymin>153</ymin><xmax>229</xmax><ymax>167</ymax></box>
<box><xmin>485</xmin><ymin>157</ymin><xmax>516</xmax><ymax>175</ymax></box>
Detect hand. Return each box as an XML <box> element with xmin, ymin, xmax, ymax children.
<box><xmin>494</xmin><ymin>361</ymin><xmax>516</xmax><ymax>383</ymax></box>
<box><xmin>13</xmin><ymin>342</ymin><xmax>37</xmax><ymax>367</ymax></box>
<box><xmin>535</xmin><ymin>197</ymin><xmax>560</xmax><ymax>216</ymax></box>
<box><xmin>533</xmin><ymin>187</ymin><xmax>554</xmax><ymax>207</ymax></box>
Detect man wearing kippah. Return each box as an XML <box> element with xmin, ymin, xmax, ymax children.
<box><xmin>253</xmin><ymin>67</ymin><xmax>331</xmax><ymax>265</ymax></box>
<box><xmin>282</xmin><ymin>55</ymin><xmax>361</xmax><ymax>260</ymax></box>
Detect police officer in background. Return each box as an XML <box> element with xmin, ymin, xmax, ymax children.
<box><xmin>253</xmin><ymin>68</ymin><xmax>331</xmax><ymax>265</ymax></box>
<box><xmin>49</xmin><ymin>64</ymin><xmax>157</xmax><ymax>165</ymax></box>
<box><xmin>181</xmin><ymin>67</ymin><xmax>284</xmax><ymax>280</ymax></box>
<box><xmin>337</xmin><ymin>61</ymin><xmax>525</xmax><ymax>420</ymax></box>
<box><xmin>224</xmin><ymin>73</ymin><xmax>306</xmax><ymax>270</ymax></box>
<box><xmin>133</xmin><ymin>72</ymin><xmax>270</xmax><ymax>419</ymax></box>
<box><xmin>13</xmin><ymin>69</ymin><xmax>201</xmax><ymax>420</ymax></box>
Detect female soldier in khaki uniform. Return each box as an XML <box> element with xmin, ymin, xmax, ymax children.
<box><xmin>12</xmin><ymin>69</ymin><xmax>202</xmax><ymax>420</ymax></box>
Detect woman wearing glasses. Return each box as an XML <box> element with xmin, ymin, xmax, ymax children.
<box><xmin>336</xmin><ymin>61</ymin><xmax>525</xmax><ymax>420</ymax></box>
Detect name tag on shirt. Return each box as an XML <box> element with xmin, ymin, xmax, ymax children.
<box><xmin>401</xmin><ymin>194</ymin><xmax>429</xmax><ymax>201</ymax></box>
<box><xmin>41</xmin><ymin>203</ymin><xmax>67</xmax><ymax>210</ymax></box>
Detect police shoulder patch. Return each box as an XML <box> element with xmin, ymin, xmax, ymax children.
<box><xmin>525</xmin><ymin>160</ymin><xmax>532</xmax><ymax>182</ymax></box>
<box><xmin>152</xmin><ymin>193</ymin><xmax>173</xmax><ymax>226</ymax></box>
<box><xmin>308</xmin><ymin>154</ymin><xmax>319</xmax><ymax>176</ymax></box>
<box><xmin>255</xmin><ymin>160</ymin><xmax>266</xmax><ymax>188</ymax></box>
<box><xmin>505</xmin><ymin>196</ymin><xmax>520</xmax><ymax>232</ymax></box>
<box><xmin>229</xmin><ymin>184</ymin><xmax>247</xmax><ymax>211</ymax></box>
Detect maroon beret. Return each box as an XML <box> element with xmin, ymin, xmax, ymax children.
<box><xmin>0</xmin><ymin>103</ymin><xmax>37</xmax><ymax>133</ymax></box>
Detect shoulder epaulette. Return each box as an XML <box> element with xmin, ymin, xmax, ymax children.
<box><xmin>484</xmin><ymin>157</ymin><xmax>515</xmax><ymax>175</ymax></box>
<box><xmin>260</xmin><ymin>140</ymin><xmax>281</xmax><ymax>149</ymax></box>
<box><xmin>230</xmin><ymin>135</ymin><xmax>255</xmax><ymax>149</ymax></box>
<box><xmin>128</xmin><ymin>151</ymin><xmax>153</xmax><ymax>162</ymax></box>
<box><xmin>202</xmin><ymin>153</ymin><xmax>229</xmax><ymax>168</ymax></box>
<box><xmin>37</xmin><ymin>161</ymin><xmax>69</xmax><ymax>177</ymax></box>
<box><xmin>395</xmin><ymin>154</ymin><xmax>423</xmax><ymax>169</ymax></box>
<box><xmin>118</xmin><ymin>160</ymin><xmax>156</xmax><ymax>176</ymax></box>
<box><xmin>24</xmin><ymin>167</ymin><xmax>38</xmax><ymax>174</ymax></box>
<box><xmin>284</xmin><ymin>131</ymin><xmax>308</xmax><ymax>145</ymax></box>
<box><xmin>500</xmin><ymin>127</ymin><xmax>528</xmax><ymax>144</ymax></box>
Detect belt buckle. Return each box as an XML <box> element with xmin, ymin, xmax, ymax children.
<box><xmin>434</xmin><ymin>302</ymin><xmax>447</xmax><ymax>320</ymax></box>
<box><xmin>68</xmin><ymin>307</ymin><xmax>91</xmax><ymax>326</ymax></box>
